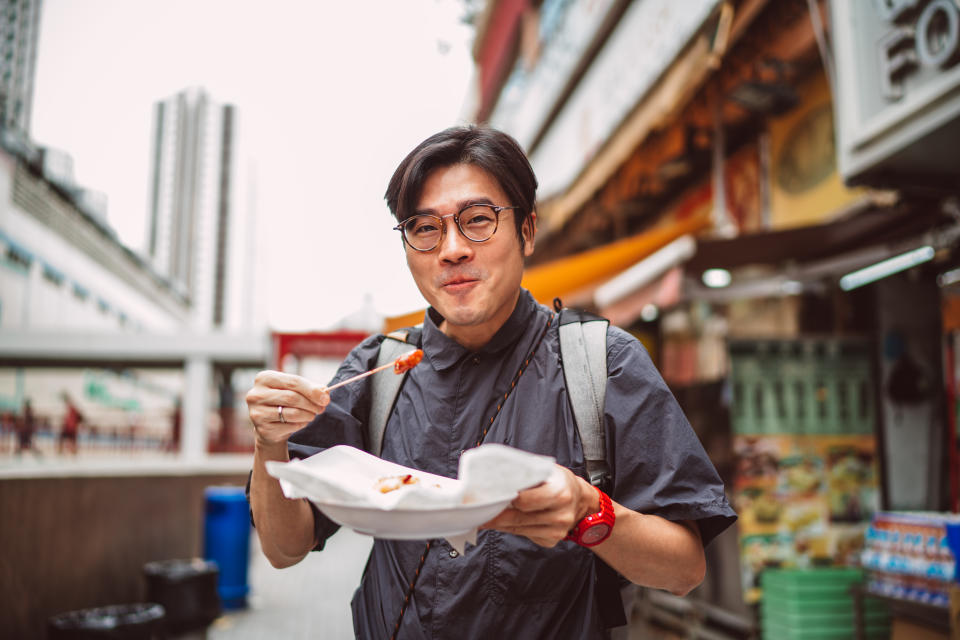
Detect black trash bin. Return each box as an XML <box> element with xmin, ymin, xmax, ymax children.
<box><xmin>142</xmin><ymin>558</ymin><xmax>220</xmax><ymax>635</ymax></box>
<box><xmin>47</xmin><ymin>603</ymin><xmax>165</xmax><ymax>639</ymax></box>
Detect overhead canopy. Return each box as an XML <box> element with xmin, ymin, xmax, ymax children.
<box><xmin>686</xmin><ymin>200</ymin><xmax>945</xmax><ymax>274</ymax></box>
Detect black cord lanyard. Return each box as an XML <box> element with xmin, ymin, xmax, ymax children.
<box><xmin>389</xmin><ymin>312</ymin><xmax>555</xmax><ymax>639</ymax></box>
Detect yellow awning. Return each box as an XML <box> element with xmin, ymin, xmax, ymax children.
<box><xmin>383</xmin><ymin>214</ymin><xmax>708</xmax><ymax>333</ymax></box>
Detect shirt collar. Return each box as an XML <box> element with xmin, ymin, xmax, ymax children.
<box><xmin>421</xmin><ymin>289</ymin><xmax>540</xmax><ymax>371</ymax></box>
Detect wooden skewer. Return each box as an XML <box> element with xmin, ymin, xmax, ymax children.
<box><xmin>323</xmin><ymin>349</ymin><xmax>422</xmax><ymax>392</ymax></box>
<box><xmin>324</xmin><ymin>361</ymin><xmax>398</xmax><ymax>392</ymax></box>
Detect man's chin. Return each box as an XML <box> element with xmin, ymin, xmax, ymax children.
<box><xmin>438</xmin><ymin>305</ymin><xmax>484</xmax><ymax>327</ymax></box>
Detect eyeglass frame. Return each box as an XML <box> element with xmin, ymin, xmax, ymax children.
<box><xmin>393</xmin><ymin>203</ymin><xmax>520</xmax><ymax>252</ymax></box>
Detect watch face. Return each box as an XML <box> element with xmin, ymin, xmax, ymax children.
<box><xmin>582</xmin><ymin>523</ymin><xmax>611</xmax><ymax>546</ymax></box>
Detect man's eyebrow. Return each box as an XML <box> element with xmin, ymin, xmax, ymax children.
<box><xmin>413</xmin><ymin>197</ymin><xmax>495</xmax><ymax>216</ymax></box>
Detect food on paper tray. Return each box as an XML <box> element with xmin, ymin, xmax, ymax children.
<box><xmin>375</xmin><ymin>474</ymin><xmax>421</xmax><ymax>493</ymax></box>
<box><xmin>373</xmin><ymin>473</ymin><xmax>444</xmax><ymax>494</ymax></box>
<box><xmin>264</xmin><ymin>444</ymin><xmax>557</xmax><ymax>548</ymax></box>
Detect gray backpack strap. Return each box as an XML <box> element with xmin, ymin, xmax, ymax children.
<box><xmin>558</xmin><ymin>308</ymin><xmax>609</xmax><ymax>487</ymax></box>
<box><xmin>368</xmin><ymin>326</ymin><xmax>421</xmax><ymax>457</ymax></box>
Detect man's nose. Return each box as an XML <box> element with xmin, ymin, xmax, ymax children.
<box><xmin>437</xmin><ymin>215</ymin><xmax>473</xmax><ymax>263</ymax></box>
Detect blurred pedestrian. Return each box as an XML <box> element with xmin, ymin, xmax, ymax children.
<box><xmin>168</xmin><ymin>397</ymin><xmax>182</xmax><ymax>453</ymax></box>
<box><xmin>16</xmin><ymin>398</ymin><xmax>39</xmax><ymax>456</ymax></box>
<box><xmin>58</xmin><ymin>392</ymin><xmax>83</xmax><ymax>455</ymax></box>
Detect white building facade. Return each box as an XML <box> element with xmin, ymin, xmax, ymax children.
<box><xmin>0</xmin><ymin>143</ymin><xmax>188</xmax><ymax>332</ymax></box>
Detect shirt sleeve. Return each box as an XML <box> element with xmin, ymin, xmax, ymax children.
<box><xmin>604</xmin><ymin>327</ymin><xmax>737</xmax><ymax>547</ymax></box>
<box><xmin>247</xmin><ymin>334</ymin><xmax>385</xmax><ymax>551</ymax></box>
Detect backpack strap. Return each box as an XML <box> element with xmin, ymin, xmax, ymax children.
<box><xmin>368</xmin><ymin>325</ymin><xmax>422</xmax><ymax>456</ymax></box>
<box><xmin>556</xmin><ymin>303</ymin><xmax>626</xmax><ymax>630</ymax></box>
<box><xmin>557</xmin><ymin>307</ymin><xmax>610</xmax><ymax>488</ymax></box>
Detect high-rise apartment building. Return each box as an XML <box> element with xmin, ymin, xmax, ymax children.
<box><xmin>146</xmin><ymin>87</ymin><xmax>258</xmax><ymax>331</ymax></box>
<box><xmin>0</xmin><ymin>0</ymin><xmax>41</xmax><ymax>135</ymax></box>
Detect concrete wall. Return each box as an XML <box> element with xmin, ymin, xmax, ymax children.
<box><xmin>0</xmin><ymin>471</ymin><xmax>249</xmax><ymax>638</ymax></box>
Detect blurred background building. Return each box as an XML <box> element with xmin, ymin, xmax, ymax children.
<box><xmin>0</xmin><ymin>0</ymin><xmax>41</xmax><ymax>136</ymax></box>
<box><xmin>147</xmin><ymin>87</ymin><xmax>261</xmax><ymax>333</ymax></box>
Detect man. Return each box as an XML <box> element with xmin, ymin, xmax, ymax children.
<box><xmin>16</xmin><ymin>398</ymin><xmax>39</xmax><ymax>456</ymax></box>
<box><xmin>246</xmin><ymin>126</ymin><xmax>736</xmax><ymax>638</ymax></box>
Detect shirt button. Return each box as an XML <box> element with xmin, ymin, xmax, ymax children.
<box><xmin>472</xmin><ymin>356</ymin><xmax>480</xmax><ymax>365</ymax></box>
<box><xmin>449</xmin><ymin>549</ymin><xmax>459</xmax><ymax>558</ymax></box>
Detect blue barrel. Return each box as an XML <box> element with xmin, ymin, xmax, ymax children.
<box><xmin>203</xmin><ymin>485</ymin><xmax>251</xmax><ymax>609</ymax></box>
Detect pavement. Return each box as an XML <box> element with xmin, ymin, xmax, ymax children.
<box><xmin>209</xmin><ymin>531</ymin><xmax>656</xmax><ymax>640</ymax></box>
<box><xmin>209</xmin><ymin>530</ymin><xmax>373</xmax><ymax>640</ymax></box>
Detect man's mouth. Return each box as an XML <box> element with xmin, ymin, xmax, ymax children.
<box><xmin>442</xmin><ymin>277</ymin><xmax>479</xmax><ymax>290</ymax></box>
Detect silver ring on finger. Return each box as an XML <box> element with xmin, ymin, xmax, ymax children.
<box><xmin>278</xmin><ymin>405</ymin><xmax>286</xmax><ymax>424</ymax></box>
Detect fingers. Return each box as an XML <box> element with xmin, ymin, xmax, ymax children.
<box><xmin>482</xmin><ymin>508</ymin><xmax>571</xmax><ymax>547</ymax></box>
<box><xmin>484</xmin><ymin>506</ymin><xmax>572</xmax><ymax>531</ymax></box>
<box><xmin>247</xmin><ymin>372</ymin><xmax>329</xmax><ymax>413</ymax></box>
<box><xmin>511</xmin><ymin>466</ymin><xmax>574</xmax><ymax>512</ymax></box>
<box><xmin>480</xmin><ymin>466</ymin><xmax>586</xmax><ymax>547</ymax></box>
<box><xmin>252</xmin><ymin>371</ymin><xmax>330</xmax><ymax>410</ymax></box>
<box><xmin>245</xmin><ymin>370</ymin><xmax>331</xmax><ymax>445</ymax></box>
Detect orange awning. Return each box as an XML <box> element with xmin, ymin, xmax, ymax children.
<box><xmin>521</xmin><ymin>214</ymin><xmax>709</xmax><ymax>307</ymax></box>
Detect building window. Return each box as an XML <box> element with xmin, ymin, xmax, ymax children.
<box><xmin>3</xmin><ymin>244</ymin><xmax>31</xmax><ymax>271</ymax></box>
<box><xmin>72</xmin><ymin>283</ymin><xmax>89</xmax><ymax>301</ymax></box>
<box><xmin>42</xmin><ymin>263</ymin><xmax>64</xmax><ymax>286</ymax></box>
<box><xmin>97</xmin><ymin>298</ymin><xmax>110</xmax><ymax>314</ymax></box>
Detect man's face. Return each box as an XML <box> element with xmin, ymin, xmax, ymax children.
<box><xmin>405</xmin><ymin>163</ymin><xmax>535</xmax><ymax>348</ymax></box>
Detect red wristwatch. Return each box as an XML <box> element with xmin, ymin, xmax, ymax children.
<box><xmin>565</xmin><ymin>486</ymin><xmax>615</xmax><ymax>547</ymax></box>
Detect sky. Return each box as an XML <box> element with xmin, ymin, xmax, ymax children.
<box><xmin>30</xmin><ymin>0</ymin><xmax>476</xmax><ymax>331</ymax></box>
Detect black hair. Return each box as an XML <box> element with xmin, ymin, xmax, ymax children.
<box><xmin>384</xmin><ymin>125</ymin><xmax>538</xmax><ymax>249</ymax></box>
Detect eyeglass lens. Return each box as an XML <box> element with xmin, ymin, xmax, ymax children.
<box><xmin>402</xmin><ymin>205</ymin><xmax>499</xmax><ymax>251</ymax></box>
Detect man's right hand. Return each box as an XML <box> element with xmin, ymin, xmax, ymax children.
<box><xmin>245</xmin><ymin>370</ymin><xmax>330</xmax><ymax>446</ymax></box>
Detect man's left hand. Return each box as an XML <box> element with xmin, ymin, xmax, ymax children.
<box><xmin>481</xmin><ymin>465</ymin><xmax>598</xmax><ymax>547</ymax></box>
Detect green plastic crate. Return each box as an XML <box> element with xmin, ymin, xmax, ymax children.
<box><xmin>763</xmin><ymin>619</ymin><xmax>888</xmax><ymax>640</ymax></box>
<box><xmin>760</xmin><ymin>568</ymin><xmax>889</xmax><ymax>640</ymax></box>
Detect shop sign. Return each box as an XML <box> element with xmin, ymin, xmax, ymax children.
<box><xmin>876</xmin><ymin>0</ymin><xmax>960</xmax><ymax>100</ymax></box>
<box><xmin>830</xmin><ymin>0</ymin><xmax>960</xmax><ymax>187</ymax></box>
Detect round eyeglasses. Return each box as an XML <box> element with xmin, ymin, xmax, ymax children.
<box><xmin>394</xmin><ymin>204</ymin><xmax>518</xmax><ymax>252</ymax></box>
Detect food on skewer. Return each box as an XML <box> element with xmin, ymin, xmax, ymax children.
<box><xmin>394</xmin><ymin>349</ymin><xmax>424</xmax><ymax>374</ymax></box>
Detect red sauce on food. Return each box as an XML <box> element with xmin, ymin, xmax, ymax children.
<box><xmin>394</xmin><ymin>349</ymin><xmax>424</xmax><ymax>374</ymax></box>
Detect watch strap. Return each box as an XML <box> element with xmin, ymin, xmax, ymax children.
<box><xmin>565</xmin><ymin>486</ymin><xmax>615</xmax><ymax>547</ymax></box>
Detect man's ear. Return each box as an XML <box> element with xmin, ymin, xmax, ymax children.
<box><xmin>522</xmin><ymin>211</ymin><xmax>537</xmax><ymax>257</ymax></box>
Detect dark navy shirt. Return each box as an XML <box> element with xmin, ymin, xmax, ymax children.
<box><xmin>284</xmin><ymin>289</ymin><xmax>736</xmax><ymax>639</ymax></box>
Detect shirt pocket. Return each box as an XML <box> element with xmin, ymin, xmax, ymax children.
<box><xmin>482</xmin><ymin>531</ymin><xmax>591</xmax><ymax>604</ymax></box>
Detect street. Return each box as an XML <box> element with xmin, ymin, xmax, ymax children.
<box><xmin>211</xmin><ymin>528</ymin><xmax>373</xmax><ymax>639</ymax></box>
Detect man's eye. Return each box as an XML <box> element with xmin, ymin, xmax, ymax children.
<box><xmin>410</xmin><ymin>220</ymin><xmax>439</xmax><ymax>235</ymax></box>
<box><xmin>463</xmin><ymin>209</ymin><xmax>495</xmax><ymax>226</ymax></box>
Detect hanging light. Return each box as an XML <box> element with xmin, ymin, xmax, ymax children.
<box><xmin>839</xmin><ymin>246</ymin><xmax>935</xmax><ymax>291</ymax></box>
<box><xmin>702</xmin><ymin>268</ymin><xmax>732</xmax><ymax>288</ymax></box>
